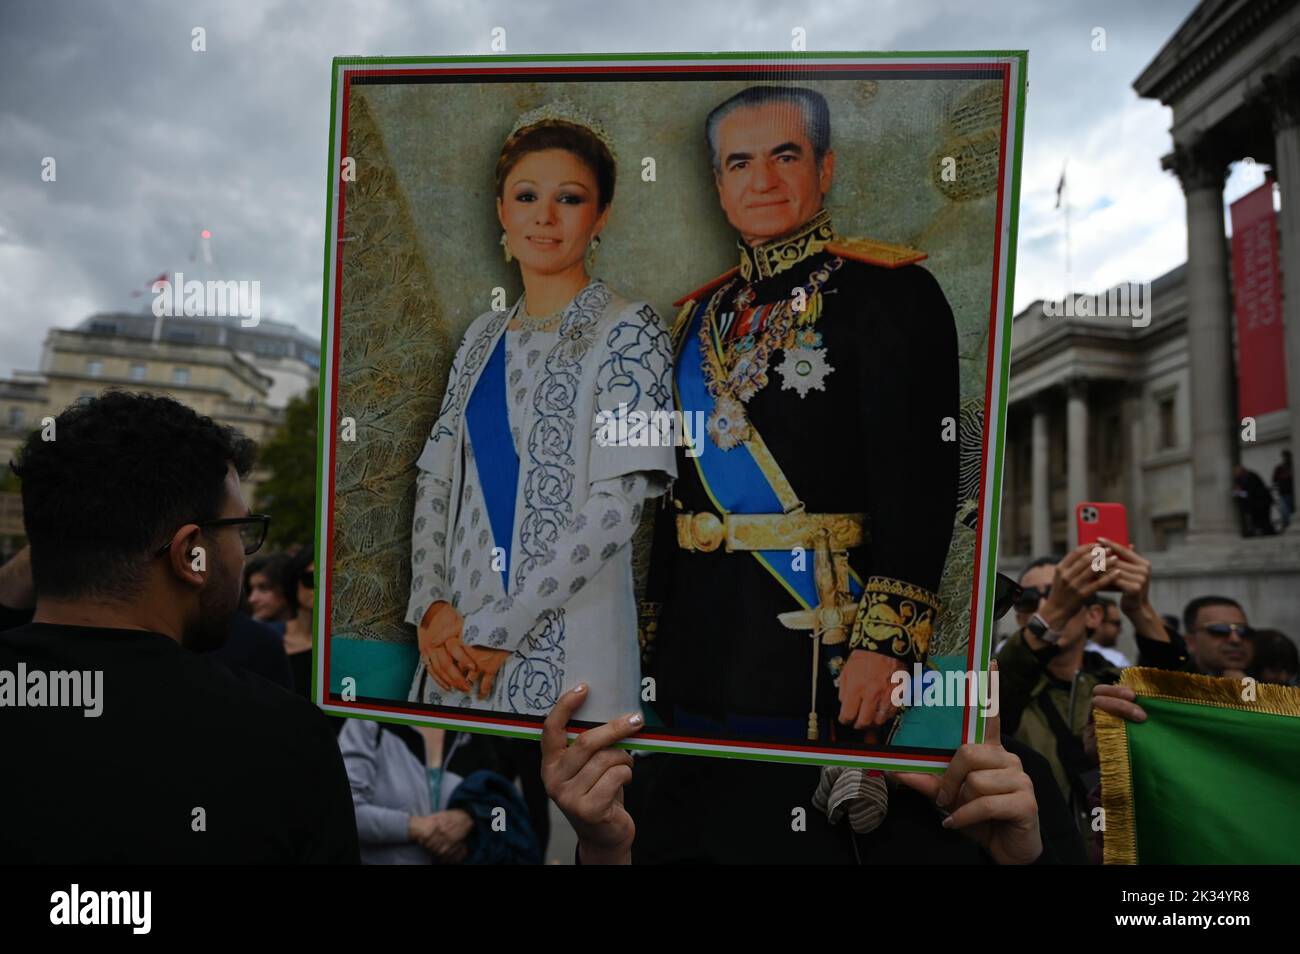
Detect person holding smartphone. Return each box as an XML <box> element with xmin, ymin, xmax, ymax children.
<box><xmin>994</xmin><ymin>547</ymin><xmax>1120</xmax><ymax>828</ymax></box>
<box><xmin>993</xmin><ymin>536</ymin><xmax>1171</xmax><ymax>831</ymax></box>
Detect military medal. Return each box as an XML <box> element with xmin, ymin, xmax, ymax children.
<box><xmin>706</xmin><ymin>394</ymin><xmax>752</xmax><ymax>451</ymax></box>
<box><xmin>698</xmin><ymin>257</ymin><xmax>844</xmax><ymax>450</ymax></box>
<box><xmin>776</xmin><ymin>347</ymin><xmax>834</xmax><ymax>398</ymax></box>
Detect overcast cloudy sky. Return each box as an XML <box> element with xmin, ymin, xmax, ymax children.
<box><xmin>0</xmin><ymin>0</ymin><xmax>1266</xmax><ymax>375</ymax></box>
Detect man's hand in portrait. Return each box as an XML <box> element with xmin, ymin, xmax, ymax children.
<box><xmin>838</xmin><ymin>649</ymin><xmax>906</xmax><ymax>730</ymax></box>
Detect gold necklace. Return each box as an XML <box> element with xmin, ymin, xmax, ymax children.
<box><xmin>512</xmin><ymin>296</ymin><xmax>565</xmax><ymax>332</ymax></box>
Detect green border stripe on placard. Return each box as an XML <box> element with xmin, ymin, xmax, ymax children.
<box><xmin>312</xmin><ymin>51</ymin><xmax>1029</xmax><ymax>770</ymax></box>
<box><xmin>330</xmin><ymin>50</ymin><xmax>1030</xmax><ymax>67</ymax></box>
<box><xmin>972</xmin><ymin>50</ymin><xmax>1026</xmax><ymax>748</ymax></box>
<box><xmin>310</xmin><ymin>60</ymin><xmax>341</xmax><ymax>707</ymax></box>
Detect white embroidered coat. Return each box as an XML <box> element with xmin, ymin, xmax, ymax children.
<box><xmin>406</xmin><ymin>280</ymin><xmax>676</xmax><ymax>722</ymax></box>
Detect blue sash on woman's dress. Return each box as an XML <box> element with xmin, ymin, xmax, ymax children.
<box><xmin>464</xmin><ymin>334</ymin><xmax>519</xmax><ymax>590</ymax></box>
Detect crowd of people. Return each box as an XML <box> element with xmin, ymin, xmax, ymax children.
<box><xmin>0</xmin><ymin>79</ymin><xmax>1295</xmax><ymax>865</ymax></box>
<box><xmin>0</xmin><ymin>393</ymin><xmax>562</xmax><ymax>864</ymax></box>
<box><xmin>993</xmin><ymin>542</ymin><xmax>1297</xmax><ymax>860</ymax></box>
<box><xmin>1</xmin><ymin>389</ymin><xmax>1293</xmax><ymax>865</ymax></box>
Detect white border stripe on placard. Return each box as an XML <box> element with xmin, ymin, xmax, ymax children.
<box><xmin>317</xmin><ymin>53</ymin><xmax>1023</xmax><ymax>767</ymax></box>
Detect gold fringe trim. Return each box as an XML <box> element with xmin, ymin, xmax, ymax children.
<box><xmin>1120</xmin><ymin>666</ymin><xmax>1300</xmax><ymax>719</ymax></box>
<box><xmin>1096</xmin><ymin>709</ymin><xmax>1136</xmax><ymax>865</ymax></box>
<box><xmin>1097</xmin><ymin>668</ymin><xmax>1300</xmax><ymax>865</ymax></box>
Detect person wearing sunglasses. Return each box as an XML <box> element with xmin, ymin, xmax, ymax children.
<box><xmin>991</xmin><ymin>547</ymin><xmax>1124</xmax><ymax>829</ymax></box>
<box><xmin>1180</xmin><ymin>595</ymin><xmax>1255</xmax><ymax>678</ymax></box>
<box><xmin>1093</xmin><ymin>595</ymin><xmax>1266</xmax><ymax>754</ymax></box>
<box><xmin>0</xmin><ymin>392</ymin><xmax>358</xmax><ymax>863</ymax></box>
<box><xmin>994</xmin><ymin>536</ymin><xmax>1178</xmax><ymax>833</ymax></box>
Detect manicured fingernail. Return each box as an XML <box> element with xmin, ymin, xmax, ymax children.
<box><xmin>941</xmin><ymin>815</ymin><xmax>955</xmax><ymax>829</ymax></box>
<box><xmin>936</xmin><ymin>790</ymin><xmax>950</xmax><ymax>807</ymax></box>
<box><xmin>627</xmin><ymin>713</ymin><xmax>643</xmax><ymax>727</ymax></box>
<box><xmin>572</xmin><ymin>683</ymin><xmax>587</xmax><ymax>694</ymax></box>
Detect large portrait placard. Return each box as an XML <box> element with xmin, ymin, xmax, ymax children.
<box><xmin>315</xmin><ymin>52</ymin><xmax>1027</xmax><ymax>771</ymax></box>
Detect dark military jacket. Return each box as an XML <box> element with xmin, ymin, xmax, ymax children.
<box><xmin>645</xmin><ymin>210</ymin><xmax>959</xmax><ymax>735</ymax></box>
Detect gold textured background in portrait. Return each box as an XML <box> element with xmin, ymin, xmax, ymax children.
<box><xmin>331</xmin><ymin>91</ymin><xmax>453</xmax><ymax>641</ymax></box>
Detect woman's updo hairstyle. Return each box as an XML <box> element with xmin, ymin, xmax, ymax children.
<box><xmin>495</xmin><ymin>120</ymin><xmax>617</xmax><ymax>211</ymax></box>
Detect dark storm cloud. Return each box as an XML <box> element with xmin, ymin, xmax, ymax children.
<box><xmin>0</xmin><ymin>0</ymin><xmax>1198</xmax><ymax>374</ymax></box>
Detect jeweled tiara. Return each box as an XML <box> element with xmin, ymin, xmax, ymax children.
<box><xmin>507</xmin><ymin>99</ymin><xmax>619</xmax><ymax>163</ymax></box>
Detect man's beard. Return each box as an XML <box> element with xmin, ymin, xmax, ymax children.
<box><xmin>182</xmin><ymin>552</ymin><xmax>240</xmax><ymax>652</ymax></box>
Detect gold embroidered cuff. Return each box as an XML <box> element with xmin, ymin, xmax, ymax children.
<box><xmin>638</xmin><ymin>600</ymin><xmax>662</xmax><ymax>668</ymax></box>
<box><xmin>848</xmin><ymin>576</ymin><xmax>941</xmax><ymax>663</ymax></box>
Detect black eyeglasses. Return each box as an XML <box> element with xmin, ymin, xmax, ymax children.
<box><xmin>992</xmin><ymin>573</ymin><xmax>1024</xmax><ymax>621</ymax></box>
<box><xmin>154</xmin><ymin>514</ymin><xmax>271</xmax><ymax>557</ymax></box>
<box><xmin>1198</xmin><ymin>623</ymin><xmax>1254</xmax><ymax>640</ymax></box>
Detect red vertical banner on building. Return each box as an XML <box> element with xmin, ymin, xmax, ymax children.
<box><xmin>1230</xmin><ymin>179</ymin><xmax>1287</xmax><ymax>418</ymax></box>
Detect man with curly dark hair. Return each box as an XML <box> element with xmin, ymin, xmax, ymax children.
<box><xmin>0</xmin><ymin>390</ymin><xmax>358</xmax><ymax>863</ymax></box>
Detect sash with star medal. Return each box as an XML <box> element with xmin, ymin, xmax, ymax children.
<box><xmin>698</xmin><ymin>256</ymin><xmax>842</xmax><ymax>450</ymax></box>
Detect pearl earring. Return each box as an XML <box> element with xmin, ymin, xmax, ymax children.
<box><xmin>500</xmin><ymin>231</ymin><xmax>512</xmax><ymax>263</ymax></box>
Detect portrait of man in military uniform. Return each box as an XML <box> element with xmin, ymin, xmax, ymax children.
<box><xmin>643</xmin><ymin>84</ymin><xmax>960</xmax><ymax>751</ymax></box>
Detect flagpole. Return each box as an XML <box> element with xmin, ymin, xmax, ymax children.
<box><xmin>1059</xmin><ymin>160</ymin><xmax>1071</xmax><ymax>302</ymax></box>
<box><xmin>1064</xmin><ymin>178</ymin><xmax>1072</xmax><ymax>301</ymax></box>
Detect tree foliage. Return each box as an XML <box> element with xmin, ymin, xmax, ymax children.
<box><xmin>256</xmin><ymin>385</ymin><xmax>318</xmax><ymax>549</ymax></box>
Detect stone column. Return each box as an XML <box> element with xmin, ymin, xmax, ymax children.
<box><xmin>999</xmin><ymin>419</ymin><xmax>1017</xmax><ymax>556</ymax></box>
<box><xmin>1123</xmin><ymin>383</ymin><xmax>1147</xmax><ymax>550</ymax></box>
<box><xmin>1168</xmin><ymin>136</ymin><xmax>1237</xmax><ymax>539</ymax></box>
<box><xmin>1031</xmin><ymin>400</ymin><xmax>1051</xmax><ymax>556</ymax></box>
<box><xmin>1066</xmin><ymin>378</ymin><xmax>1089</xmax><ymax>546</ymax></box>
<box><xmin>1264</xmin><ymin>60</ymin><xmax>1300</xmax><ymax>532</ymax></box>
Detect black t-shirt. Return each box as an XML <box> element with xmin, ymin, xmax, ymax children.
<box><xmin>288</xmin><ymin>648</ymin><xmax>313</xmax><ymax>701</ymax></box>
<box><xmin>213</xmin><ymin>613</ymin><xmax>293</xmax><ymax>691</ymax></box>
<box><xmin>0</xmin><ymin>622</ymin><xmax>359</xmax><ymax>864</ymax></box>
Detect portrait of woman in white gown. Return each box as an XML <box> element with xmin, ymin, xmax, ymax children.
<box><xmin>405</xmin><ymin>101</ymin><xmax>676</xmax><ymax>723</ymax></box>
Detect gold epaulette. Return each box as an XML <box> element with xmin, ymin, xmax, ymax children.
<box><xmin>672</xmin><ymin>266</ymin><xmax>740</xmax><ymax>308</ymax></box>
<box><xmin>826</xmin><ymin>237</ymin><xmax>927</xmax><ymax>269</ymax></box>
<box><xmin>669</xmin><ymin>300</ymin><xmax>695</xmax><ymax>345</ymax></box>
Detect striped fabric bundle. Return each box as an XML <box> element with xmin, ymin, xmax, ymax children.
<box><xmin>813</xmin><ymin>766</ymin><xmax>889</xmax><ymax>834</ymax></box>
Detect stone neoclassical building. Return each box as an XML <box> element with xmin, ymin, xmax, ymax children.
<box><xmin>998</xmin><ymin>0</ymin><xmax>1300</xmax><ymax>639</ymax></box>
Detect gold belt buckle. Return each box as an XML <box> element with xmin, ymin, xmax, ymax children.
<box><xmin>690</xmin><ymin>511</ymin><xmax>725</xmax><ymax>552</ymax></box>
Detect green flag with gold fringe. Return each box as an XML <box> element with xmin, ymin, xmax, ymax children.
<box><xmin>1097</xmin><ymin>667</ymin><xmax>1300</xmax><ymax>864</ymax></box>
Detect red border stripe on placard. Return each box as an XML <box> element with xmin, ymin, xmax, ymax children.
<box><xmin>321</xmin><ymin>697</ymin><xmax>948</xmax><ymax>762</ymax></box>
<box><xmin>360</xmin><ymin>62</ymin><xmax>998</xmax><ymax>79</ymax></box>
<box><xmin>961</xmin><ymin>62</ymin><xmax>1012</xmax><ymax>745</ymax></box>
<box><xmin>324</xmin><ymin>57</ymin><xmax>1016</xmax><ymax>765</ymax></box>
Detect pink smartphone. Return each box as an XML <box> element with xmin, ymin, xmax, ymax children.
<box><xmin>1076</xmin><ymin>502</ymin><xmax>1130</xmax><ymax>550</ymax></box>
